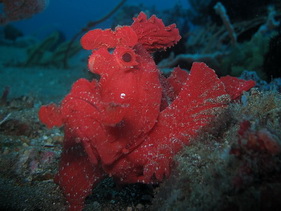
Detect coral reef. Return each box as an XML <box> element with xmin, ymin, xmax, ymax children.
<box><xmin>152</xmin><ymin>90</ymin><xmax>281</xmax><ymax>210</ymax></box>
<box><xmin>158</xmin><ymin>1</ymin><xmax>281</xmax><ymax>79</ymax></box>
<box><xmin>221</xmin><ymin>32</ymin><xmax>273</xmax><ymax>79</ymax></box>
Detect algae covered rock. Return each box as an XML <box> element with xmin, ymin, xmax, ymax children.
<box><xmin>24</xmin><ymin>31</ymin><xmax>81</xmax><ymax>68</ymax></box>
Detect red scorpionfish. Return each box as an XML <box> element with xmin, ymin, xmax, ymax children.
<box><xmin>39</xmin><ymin>12</ymin><xmax>255</xmax><ymax>211</ymax></box>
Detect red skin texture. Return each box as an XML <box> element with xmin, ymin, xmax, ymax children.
<box><xmin>39</xmin><ymin>12</ymin><xmax>255</xmax><ymax>211</ymax></box>
<box><xmin>220</xmin><ymin>76</ymin><xmax>256</xmax><ymax>100</ymax></box>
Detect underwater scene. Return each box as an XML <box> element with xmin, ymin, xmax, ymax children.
<box><xmin>1</xmin><ymin>0</ymin><xmax>281</xmax><ymax>210</ymax></box>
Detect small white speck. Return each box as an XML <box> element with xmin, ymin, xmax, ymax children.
<box><xmin>120</xmin><ymin>93</ymin><xmax>126</xmax><ymax>99</ymax></box>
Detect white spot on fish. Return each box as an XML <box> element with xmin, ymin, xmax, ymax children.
<box><xmin>120</xmin><ymin>93</ymin><xmax>126</xmax><ymax>99</ymax></box>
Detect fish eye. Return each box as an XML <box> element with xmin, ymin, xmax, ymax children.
<box><xmin>122</xmin><ymin>52</ymin><xmax>132</xmax><ymax>62</ymax></box>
